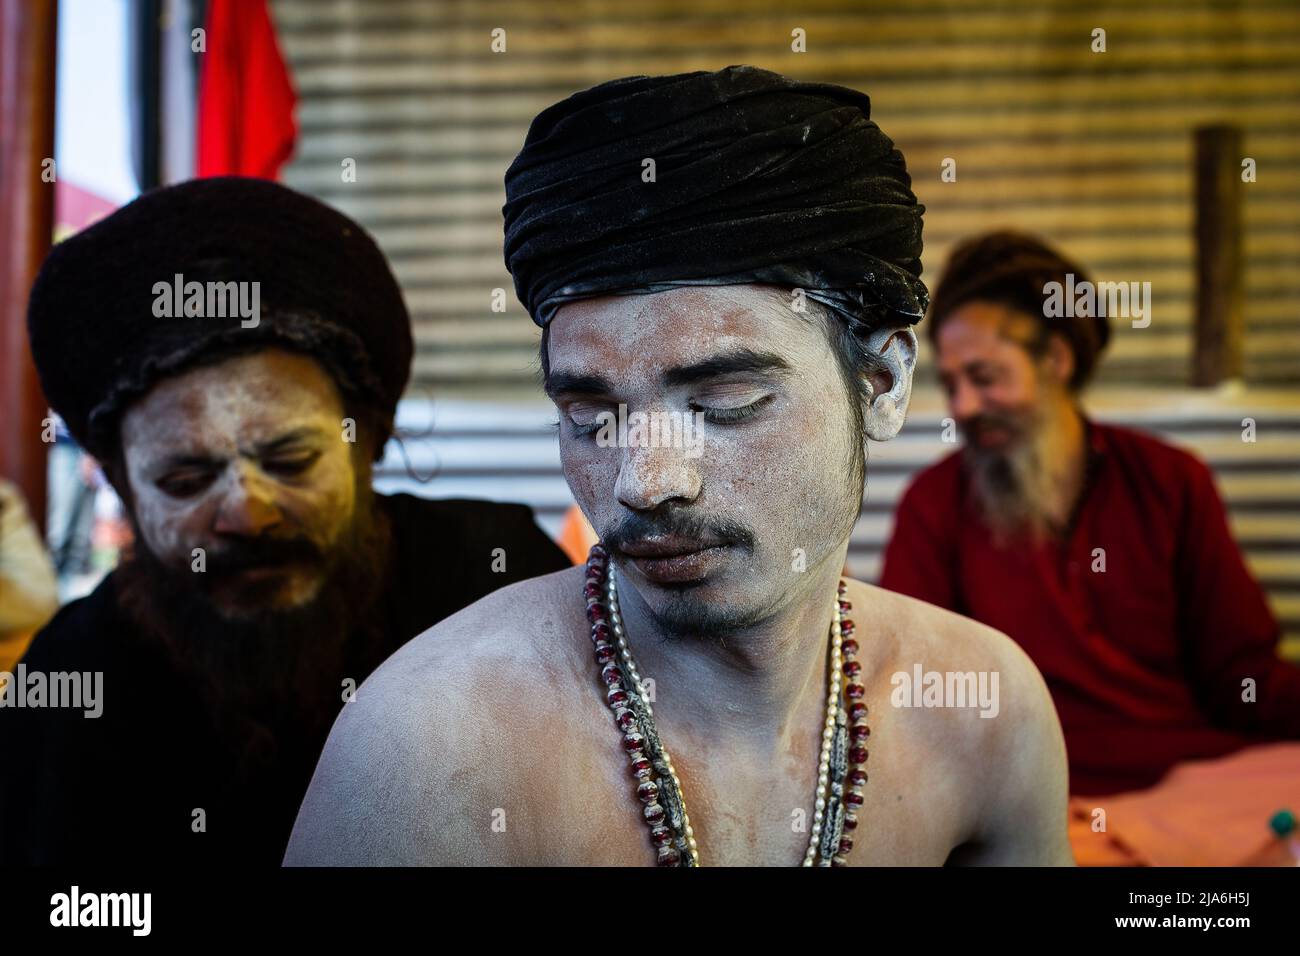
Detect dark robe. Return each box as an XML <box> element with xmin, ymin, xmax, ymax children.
<box><xmin>0</xmin><ymin>493</ymin><xmax>570</xmax><ymax>865</ymax></box>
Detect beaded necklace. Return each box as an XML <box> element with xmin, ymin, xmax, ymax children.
<box><xmin>583</xmin><ymin>545</ymin><xmax>870</xmax><ymax>866</ymax></box>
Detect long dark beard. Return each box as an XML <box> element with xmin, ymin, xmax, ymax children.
<box><xmin>113</xmin><ymin>493</ymin><xmax>392</xmax><ymax>774</ymax></box>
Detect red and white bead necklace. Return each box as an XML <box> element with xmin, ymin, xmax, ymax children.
<box><xmin>583</xmin><ymin>544</ymin><xmax>871</xmax><ymax>866</ymax></box>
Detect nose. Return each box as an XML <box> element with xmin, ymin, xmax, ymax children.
<box><xmin>614</xmin><ymin>439</ymin><xmax>702</xmax><ymax>512</ymax></box>
<box><xmin>213</xmin><ymin>462</ymin><xmax>282</xmax><ymax>536</ymax></box>
<box><xmin>948</xmin><ymin>376</ymin><xmax>983</xmax><ymax>422</ymax></box>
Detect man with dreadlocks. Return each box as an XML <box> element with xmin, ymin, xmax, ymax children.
<box><xmin>288</xmin><ymin>66</ymin><xmax>1073</xmax><ymax>866</ymax></box>
<box><xmin>881</xmin><ymin>230</ymin><xmax>1300</xmax><ymax>799</ymax></box>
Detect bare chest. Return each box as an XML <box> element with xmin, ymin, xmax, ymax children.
<box><xmin>490</xmin><ymin>699</ymin><xmax>973</xmax><ymax>866</ymax></box>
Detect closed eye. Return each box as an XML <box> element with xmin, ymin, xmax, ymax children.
<box><xmin>692</xmin><ymin>394</ymin><xmax>774</xmax><ymax>424</ymax></box>
<box><xmin>568</xmin><ymin>417</ymin><xmax>608</xmax><ymax>438</ymax></box>
<box><xmin>563</xmin><ymin>403</ymin><xmax>616</xmax><ymax>438</ymax></box>
<box><xmin>262</xmin><ymin>450</ymin><xmax>322</xmax><ymax>476</ymax></box>
<box><xmin>156</xmin><ymin>469</ymin><xmax>217</xmax><ymax>498</ymax></box>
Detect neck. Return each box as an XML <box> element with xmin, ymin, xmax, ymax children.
<box><xmin>1039</xmin><ymin>398</ymin><xmax>1087</xmax><ymax>528</ymax></box>
<box><xmin>608</xmin><ymin>544</ymin><xmax>847</xmax><ymax>756</ymax></box>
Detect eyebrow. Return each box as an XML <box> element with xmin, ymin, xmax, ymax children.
<box><xmin>543</xmin><ymin>372</ymin><xmax>612</xmax><ymax>400</ymax></box>
<box><xmin>544</xmin><ymin>348</ymin><xmax>794</xmax><ymax>399</ymax></box>
<box><xmin>153</xmin><ymin>427</ymin><xmax>328</xmax><ymax>471</ymax></box>
<box><xmin>253</xmin><ymin>427</ymin><xmax>329</xmax><ymax>455</ymax></box>
<box><xmin>662</xmin><ymin>349</ymin><xmax>793</xmax><ymax>388</ymax></box>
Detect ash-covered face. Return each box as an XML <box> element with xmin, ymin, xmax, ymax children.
<box><xmin>545</xmin><ymin>285</ymin><xmax>864</xmax><ymax>635</ymax></box>
<box><xmin>119</xmin><ymin>348</ymin><xmax>364</xmax><ymax>618</ymax></box>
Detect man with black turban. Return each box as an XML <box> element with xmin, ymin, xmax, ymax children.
<box><xmin>0</xmin><ymin>177</ymin><xmax>569</xmax><ymax>865</ymax></box>
<box><xmin>288</xmin><ymin>66</ymin><xmax>1073</xmax><ymax>866</ymax></box>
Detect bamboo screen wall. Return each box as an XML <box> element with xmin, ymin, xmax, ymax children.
<box><xmin>273</xmin><ymin>0</ymin><xmax>1300</xmax><ymax>398</ymax></box>
<box><xmin>269</xmin><ymin>0</ymin><xmax>1300</xmax><ymax>656</ymax></box>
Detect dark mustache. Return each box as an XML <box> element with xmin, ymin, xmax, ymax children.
<box><xmin>960</xmin><ymin>410</ymin><xmax>1026</xmax><ymax>438</ymax></box>
<box><xmin>602</xmin><ymin>508</ymin><xmax>755</xmax><ymax>555</ymax></box>
<box><xmin>204</xmin><ymin>536</ymin><xmax>324</xmax><ymax>575</ymax></box>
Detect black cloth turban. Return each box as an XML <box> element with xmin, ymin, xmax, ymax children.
<box><xmin>503</xmin><ymin>64</ymin><xmax>927</xmax><ymax>333</ymax></box>
<box><xmin>27</xmin><ymin>176</ymin><xmax>412</xmax><ymax>459</ymax></box>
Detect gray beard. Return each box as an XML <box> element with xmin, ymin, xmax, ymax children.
<box><xmin>962</xmin><ymin>415</ymin><xmax>1059</xmax><ymax>544</ymax></box>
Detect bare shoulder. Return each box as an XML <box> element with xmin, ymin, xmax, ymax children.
<box><xmin>845</xmin><ymin>579</ymin><xmax>1071</xmax><ymax>863</ymax></box>
<box><xmin>846</xmin><ymin>577</ymin><xmax>1051</xmax><ymax>713</ymax></box>
<box><xmin>339</xmin><ymin>564</ymin><xmax>589</xmax><ymax>743</ymax></box>
<box><xmin>284</xmin><ymin>565</ymin><xmax>591</xmax><ymax>865</ymax></box>
<box><xmin>383</xmin><ymin>564</ymin><xmax>588</xmax><ymax>682</ymax></box>
<box><xmin>849</xmin><ymin>583</ymin><xmax>1065</xmax><ymax>784</ymax></box>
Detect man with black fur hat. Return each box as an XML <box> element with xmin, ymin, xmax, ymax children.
<box><xmin>288</xmin><ymin>67</ymin><xmax>1074</xmax><ymax>866</ymax></box>
<box><xmin>0</xmin><ymin>176</ymin><xmax>570</xmax><ymax>865</ymax></box>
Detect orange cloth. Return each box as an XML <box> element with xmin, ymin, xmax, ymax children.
<box><xmin>0</xmin><ymin>633</ymin><xmax>36</xmax><ymax>677</ymax></box>
<box><xmin>557</xmin><ymin>505</ymin><xmax>597</xmax><ymax>565</ymax></box>
<box><xmin>1067</xmin><ymin>742</ymin><xmax>1300</xmax><ymax>866</ymax></box>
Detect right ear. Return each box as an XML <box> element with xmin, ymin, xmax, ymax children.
<box><xmin>862</xmin><ymin>325</ymin><xmax>918</xmax><ymax>441</ymax></box>
<box><xmin>1043</xmin><ymin>331</ymin><xmax>1076</xmax><ymax>387</ymax></box>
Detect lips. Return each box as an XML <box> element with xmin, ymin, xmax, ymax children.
<box><xmin>204</xmin><ymin>561</ymin><xmax>303</xmax><ymax>599</ymax></box>
<box><xmin>230</xmin><ymin>564</ymin><xmax>292</xmax><ymax>581</ymax></box>
<box><xmin>618</xmin><ymin>535</ymin><xmax>724</xmax><ymax>558</ymax></box>
<box><xmin>973</xmin><ymin>426</ymin><xmax>1012</xmax><ymax>448</ymax></box>
<box><xmin>617</xmin><ymin>536</ymin><xmax>730</xmax><ymax>585</ymax></box>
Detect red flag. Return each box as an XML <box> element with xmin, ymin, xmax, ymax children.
<box><xmin>196</xmin><ymin>0</ymin><xmax>297</xmax><ymax>179</ymax></box>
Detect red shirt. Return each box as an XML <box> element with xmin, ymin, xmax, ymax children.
<box><xmin>880</xmin><ymin>418</ymin><xmax>1300</xmax><ymax>796</ymax></box>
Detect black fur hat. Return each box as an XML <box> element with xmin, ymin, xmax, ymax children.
<box><xmin>27</xmin><ymin>176</ymin><xmax>412</xmax><ymax>458</ymax></box>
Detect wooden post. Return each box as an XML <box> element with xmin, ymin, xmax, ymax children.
<box><xmin>0</xmin><ymin>0</ymin><xmax>57</xmax><ymax>530</ymax></box>
<box><xmin>1191</xmin><ymin>124</ymin><xmax>1245</xmax><ymax>387</ymax></box>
